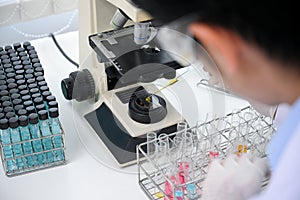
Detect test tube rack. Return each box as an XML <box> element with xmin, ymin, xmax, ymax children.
<box><xmin>0</xmin><ymin>122</ymin><xmax>66</xmax><ymax>177</ymax></box>
<box><xmin>0</xmin><ymin>42</ymin><xmax>66</xmax><ymax>176</ymax></box>
<box><xmin>137</xmin><ymin>106</ymin><xmax>276</xmax><ymax>200</ymax></box>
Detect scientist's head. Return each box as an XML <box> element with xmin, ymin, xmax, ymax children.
<box><xmin>133</xmin><ymin>0</ymin><xmax>300</xmax><ymax>105</ymax></box>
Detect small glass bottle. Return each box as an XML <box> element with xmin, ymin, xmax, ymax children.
<box><xmin>9</xmin><ymin>117</ymin><xmax>24</xmax><ymax>169</ymax></box>
<box><xmin>38</xmin><ymin>110</ymin><xmax>54</xmax><ymax>163</ymax></box>
<box><xmin>28</xmin><ymin>113</ymin><xmax>44</xmax><ymax>165</ymax></box>
<box><xmin>49</xmin><ymin>108</ymin><xmax>64</xmax><ymax>161</ymax></box>
<box><xmin>0</xmin><ymin>118</ymin><xmax>16</xmax><ymax>172</ymax></box>
<box><xmin>19</xmin><ymin>115</ymin><xmax>35</xmax><ymax>167</ymax></box>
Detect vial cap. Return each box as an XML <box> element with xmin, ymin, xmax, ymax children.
<box><xmin>23</xmin><ymin>41</ymin><xmax>31</xmax><ymax>48</ymax></box>
<box><xmin>19</xmin><ymin>115</ymin><xmax>28</xmax><ymax>126</ymax></box>
<box><xmin>0</xmin><ymin>90</ymin><xmax>9</xmax><ymax>97</ymax></box>
<box><xmin>33</xmin><ymin>63</ymin><xmax>42</xmax><ymax>68</ymax></box>
<box><xmin>2</xmin><ymin>101</ymin><xmax>12</xmax><ymax>107</ymax></box>
<box><xmin>22</xmin><ymin>95</ymin><xmax>31</xmax><ymax>102</ymax></box>
<box><xmin>15</xmin><ymin>69</ymin><xmax>25</xmax><ymax>75</ymax></box>
<box><xmin>4</xmin><ymin>46</ymin><xmax>12</xmax><ymax>51</ymax></box>
<box><xmin>8</xmin><ymin>117</ymin><xmax>19</xmax><ymax>128</ymax></box>
<box><xmin>9</xmin><ymin>88</ymin><xmax>19</xmax><ymax>94</ymax></box>
<box><xmin>6</xmin><ymin>79</ymin><xmax>16</xmax><ymax>85</ymax></box>
<box><xmin>28</xmin><ymin>83</ymin><xmax>37</xmax><ymax>89</ymax></box>
<box><xmin>0</xmin><ymin>113</ymin><xmax>5</xmax><ymax>120</ymax></box>
<box><xmin>26</xmin><ymin>69</ymin><xmax>34</xmax><ymax>75</ymax></box>
<box><xmin>42</xmin><ymin>91</ymin><xmax>51</xmax><ymax>100</ymax></box>
<box><xmin>26</xmin><ymin>45</ymin><xmax>35</xmax><ymax>51</ymax></box>
<box><xmin>18</xmin><ymin>84</ymin><xmax>27</xmax><ymax>91</ymax></box>
<box><xmin>28</xmin><ymin>113</ymin><xmax>38</xmax><ymax>124</ymax></box>
<box><xmin>4</xmin><ymin>106</ymin><xmax>13</xmax><ymax>113</ymax></box>
<box><xmin>34</xmin><ymin>72</ymin><xmax>43</xmax><ymax>77</ymax></box>
<box><xmin>34</xmin><ymin>97</ymin><xmax>43</xmax><ymax>105</ymax></box>
<box><xmin>9</xmin><ymin>53</ymin><xmax>18</xmax><ymax>58</ymax></box>
<box><xmin>48</xmin><ymin>101</ymin><xmax>58</xmax><ymax>109</ymax></box>
<box><xmin>0</xmin><ymin>85</ymin><xmax>7</xmax><ymax>90</ymax></box>
<box><xmin>29</xmin><ymin>54</ymin><xmax>38</xmax><ymax>59</ymax></box>
<box><xmin>6</xmin><ymin>112</ymin><xmax>15</xmax><ymax>119</ymax></box>
<box><xmin>17</xmin><ymin>47</ymin><xmax>25</xmax><ymax>52</ymax></box>
<box><xmin>32</xmin><ymin>93</ymin><xmax>41</xmax><ymax>99</ymax></box>
<box><xmin>1</xmin><ymin>55</ymin><xmax>9</xmax><ymax>60</ymax></box>
<box><xmin>22</xmin><ymin>60</ymin><xmax>31</xmax><ymax>66</ymax></box>
<box><xmin>49</xmin><ymin>108</ymin><xmax>59</xmax><ymax>118</ymax></box>
<box><xmin>24</xmin><ymin>65</ymin><xmax>32</xmax><ymax>70</ymax></box>
<box><xmin>0</xmin><ymin>118</ymin><xmax>9</xmax><ymax>129</ymax></box>
<box><xmin>6</xmin><ymin>73</ymin><xmax>15</xmax><ymax>79</ymax></box>
<box><xmin>2</xmin><ymin>59</ymin><xmax>10</xmax><ymax>64</ymax></box>
<box><xmin>14</xmin><ymin>104</ymin><xmax>24</xmax><ymax>112</ymax></box>
<box><xmin>46</xmin><ymin>95</ymin><xmax>56</xmax><ymax>102</ymax></box>
<box><xmin>38</xmin><ymin>110</ymin><xmax>48</xmax><ymax>120</ymax></box>
<box><xmin>36</xmin><ymin>76</ymin><xmax>45</xmax><ymax>82</ymax></box>
<box><xmin>28</xmin><ymin>50</ymin><xmax>37</xmax><ymax>55</ymax></box>
<box><xmin>35</xmin><ymin>67</ymin><xmax>44</xmax><ymax>73</ymax></box>
<box><xmin>11</xmin><ymin>57</ymin><xmax>19</xmax><ymax>62</ymax></box>
<box><xmin>0</xmin><ymin>75</ymin><xmax>6</xmax><ymax>80</ymax></box>
<box><xmin>0</xmin><ymin>50</ymin><xmax>7</xmax><ymax>55</ymax></box>
<box><xmin>13</xmin><ymin>43</ymin><xmax>21</xmax><ymax>50</ymax></box>
<box><xmin>25</xmin><ymin>74</ymin><xmax>33</xmax><ymax>80</ymax></box>
<box><xmin>40</xmin><ymin>86</ymin><xmax>49</xmax><ymax>93</ymax></box>
<box><xmin>36</xmin><ymin>104</ymin><xmax>45</xmax><ymax>112</ymax></box>
<box><xmin>11</xmin><ymin>93</ymin><xmax>21</xmax><ymax>100</ymax></box>
<box><xmin>20</xmin><ymin>90</ymin><xmax>29</xmax><ymax>96</ymax></box>
<box><xmin>13</xmin><ymin>60</ymin><xmax>21</xmax><ymax>66</ymax></box>
<box><xmin>18</xmin><ymin>52</ymin><xmax>27</xmax><ymax>57</ymax></box>
<box><xmin>13</xmin><ymin>99</ymin><xmax>22</xmax><ymax>106</ymax></box>
<box><xmin>23</xmin><ymin>100</ymin><xmax>33</xmax><ymax>107</ymax></box>
<box><xmin>38</xmin><ymin>81</ymin><xmax>47</xmax><ymax>87</ymax></box>
<box><xmin>15</xmin><ymin>75</ymin><xmax>24</xmax><ymax>80</ymax></box>
<box><xmin>0</xmin><ymin>80</ymin><xmax>6</xmax><ymax>85</ymax></box>
<box><xmin>26</xmin><ymin>106</ymin><xmax>36</xmax><ymax>115</ymax></box>
<box><xmin>31</xmin><ymin>58</ymin><xmax>40</xmax><ymax>64</ymax></box>
<box><xmin>21</xmin><ymin>56</ymin><xmax>29</xmax><ymax>61</ymax></box>
<box><xmin>16</xmin><ymin>79</ymin><xmax>26</xmax><ymax>86</ymax></box>
<box><xmin>8</xmin><ymin>83</ymin><xmax>17</xmax><ymax>90</ymax></box>
<box><xmin>27</xmin><ymin>78</ymin><xmax>35</xmax><ymax>84</ymax></box>
<box><xmin>1</xmin><ymin>95</ymin><xmax>10</xmax><ymax>102</ymax></box>
<box><xmin>18</xmin><ymin>109</ymin><xmax>27</xmax><ymax>116</ymax></box>
<box><xmin>30</xmin><ymin>88</ymin><xmax>39</xmax><ymax>95</ymax></box>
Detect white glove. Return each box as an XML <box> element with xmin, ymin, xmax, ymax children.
<box><xmin>202</xmin><ymin>154</ymin><xmax>270</xmax><ymax>200</ymax></box>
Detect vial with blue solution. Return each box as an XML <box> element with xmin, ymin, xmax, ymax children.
<box><xmin>38</xmin><ymin>110</ymin><xmax>54</xmax><ymax>163</ymax></box>
<box><xmin>19</xmin><ymin>115</ymin><xmax>35</xmax><ymax>167</ymax></box>
<box><xmin>49</xmin><ymin>108</ymin><xmax>64</xmax><ymax>161</ymax></box>
<box><xmin>29</xmin><ymin>113</ymin><xmax>44</xmax><ymax>165</ymax></box>
<box><xmin>9</xmin><ymin>117</ymin><xmax>24</xmax><ymax>169</ymax></box>
<box><xmin>0</xmin><ymin>119</ymin><xmax>17</xmax><ymax>172</ymax></box>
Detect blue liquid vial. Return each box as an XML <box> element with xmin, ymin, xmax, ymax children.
<box><xmin>29</xmin><ymin>113</ymin><xmax>44</xmax><ymax>165</ymax></box>
<box><xmin>19</xmin><ymin>115</ymin><xmax>35</xmax><ymax>167</ymax></box>
<box><xmin>9</xmin><ymin>117</ymin><xmax>24</xmax><ymax>169</ymax></box>
<box><xmin>38</xmin><ymin>110</ymin><xmax>53</xmax><ymax>163</ymax></box>
<box><xmin>49</xmin><ymin>108</ymin><xmax>64</xmax><ymax>162</ymax></box>
<box><xmin>0</xmin><ymin>119</ymin><xmax>17</xmax><ymax>172</ymax></box>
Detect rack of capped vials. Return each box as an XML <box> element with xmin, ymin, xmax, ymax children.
<box><xmin>0</xmin><ymin>42</ymin><xmax>66</xmax><ymax>176</ymax></box>
<box><xmin>137</xmin><ymin>106</ymin><xmax>275</xmax><ymax>200</ymax></box>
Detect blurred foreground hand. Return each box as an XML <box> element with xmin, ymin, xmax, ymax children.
<box><xmin>202</xmin><ymin>154</ymin><xmax>270</xmax><ymax>200</ymax></box>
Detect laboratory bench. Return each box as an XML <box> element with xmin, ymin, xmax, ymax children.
<box><xmin>0</xmin><ymin>31</ymin><xmax>248</xmax><ymax>200</ymax></box>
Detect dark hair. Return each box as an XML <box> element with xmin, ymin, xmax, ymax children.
<box><xmin>133</xmin><ymin>0</ymin><xmax>300</xmax><ymax>66</ymax></box>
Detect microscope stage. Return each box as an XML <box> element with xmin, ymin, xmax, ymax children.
<box><xmin>103</xmin><ymin>84</ymin><xmax>182</xmax><ymax>137</ymax></box>
<box><xmin>84</xmin><ymin>84</ymin><xmax>182</xmax><ymax>166</ymax></box>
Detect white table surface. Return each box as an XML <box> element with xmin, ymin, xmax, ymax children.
<box><xmin>0</xmin><ymin>31</ymin><xmax>248</xmax><ymax>200</ymax></box>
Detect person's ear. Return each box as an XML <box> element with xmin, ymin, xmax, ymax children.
<box><xmin>189</xmin><ymin>22</ymin><xmax>244</xmax><ymax>74</ymax></box>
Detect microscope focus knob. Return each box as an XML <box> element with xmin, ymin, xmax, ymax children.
<box><xmin>61</xmin><ymin>69</ymin><xmax>95</xmax><ymax>101</ymax></box>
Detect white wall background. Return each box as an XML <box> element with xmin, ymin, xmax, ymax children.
<box><xmin>0</xmin><ymin>0</ymin><xmax>78</xmax><ymax>46</ymax></box>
